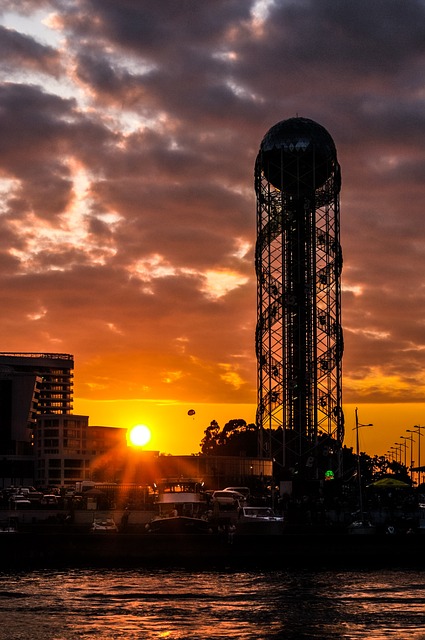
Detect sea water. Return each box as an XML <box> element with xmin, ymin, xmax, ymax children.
<box><xmin>0</xmin><ymin>568</ymin><xmax>425</xmax><ymax>639</ymax></box>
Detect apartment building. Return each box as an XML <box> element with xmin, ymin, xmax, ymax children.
<box><xmin>0</xmin><ymin>352</ymin><xmax>74</xmax><ymax>415</ymax></box>
<box><xmin>34</xmin><ymin>415</ymin><xmax>127</xmax><ymax>487</ymax></box>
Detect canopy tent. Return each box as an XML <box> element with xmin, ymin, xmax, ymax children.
<box><xmin>369</xmin><ymin>477</ymin><xmax>410</xmax><ymax>489</ymax></box>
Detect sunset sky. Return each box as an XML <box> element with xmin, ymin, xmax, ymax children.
<box><xmin>1</xmin><ymin>1</ymin><xmax>425</xmax><ymax>459</ymax></box>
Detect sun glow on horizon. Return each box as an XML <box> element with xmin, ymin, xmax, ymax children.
<box><xmin>127</xmin><ymin>424</ymin><xmax>152</xmax><ymax>447</ymax></box>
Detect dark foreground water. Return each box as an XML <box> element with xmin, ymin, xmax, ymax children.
<box><xmin>1</xmin><ymin>568</ymin><xmax>425</xmax><ymax>639</ymax></box>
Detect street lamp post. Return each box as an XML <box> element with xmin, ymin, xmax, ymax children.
<box><xmin>395</xmin><ymin>442</ymin><xmax>407</xmax><ymax>469</ymax></box>
<box><xmin>407</xmin><ymin>432</ymin><xmax>415</xmax><ymax>482</ymax></box>
<box><xmin>407</xmin><ymin>426</ymin><xmax>425</xmax><ymax>486</ymax></box>
<box><xmin>353</xmin><ymin>407</ymin><xmax>373</xmax><ymax>521</ymax></box>
<box><xmin>394</xmin><ymin>442</ymin><xmax>403</xmax><ymax>464</ymax></box>
<box><xmin>399</xmin><ymin>436</ymin><xmax>409</xmax><ymax>468</ymax></box>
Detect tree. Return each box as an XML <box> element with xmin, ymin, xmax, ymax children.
<box><xmin>199</xmin><ymin>420</ymin><xmax>220</xmax><ymax>455</ymax></box>
<box><xmin>199</xmin><ymin>419</ymin><xmax>257</xmax><ymax>456</ymax></box>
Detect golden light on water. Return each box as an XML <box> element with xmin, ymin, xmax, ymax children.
<box><xmin>127</xmin><ymin>424</ymin><xmax>152</xmax><ymax>447</ymax></box>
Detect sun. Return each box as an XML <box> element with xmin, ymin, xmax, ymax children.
<box><xmin>127</xmin><ymin>424</ymin><xmax>152</xmax><ymax>447</ymax></box>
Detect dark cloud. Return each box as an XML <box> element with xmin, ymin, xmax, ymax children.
<box><xmin>63</xmin><ymin>0</ymin><xmax>252</xmax><ymax>53</ymax></box>
<box><xmin>264</xmin><ymin>0</ymin><xmax>425</xmax><ymax>74</ymax></box>
<box><xmin>0</xmin><ymin>25</ymin><xmax>61</xmax><ymax>75</ymax></box>
<box><xmin>0</xmin><ymin>83</ymin><xmax>117</xmax><ymax>219</ymax></box>
<box><xmin>1</xmin><ymin>0</ymin><xmax>425</xmax><ymax>423</ymax></box>
<box><xmin>0</xmin><ymin>1</ymin><xmax>50</xmax><ymax>13</ymax></box>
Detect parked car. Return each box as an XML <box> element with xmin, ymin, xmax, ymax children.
<box><xmin>41</xmin><ymin>494</ymin><xmax>59</xmax><ymax>507</ymax></box>
<box><xmin>11</xmin><ymin>499</ymin><xmax>32</xmax><ymax>510</ymax></box>
<box><xmin>27</xmin><ymin>492</ymin><xmax>44</xmax><ymax>505</ymax></box>
<box><xmin>212</xmin><ymin>490</ymin><xmax>245</xmax><ymax>506</ymax></box>
<box><xmin>223</xmin><ymin>486</ymin><xmax>251</xmax><ymax>499</ymax></box>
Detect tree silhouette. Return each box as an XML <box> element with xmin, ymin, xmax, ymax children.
<box><xmin>199</xmin><ymin>419</ymin><xmax>257</xmax><ymax>456</ymax></box>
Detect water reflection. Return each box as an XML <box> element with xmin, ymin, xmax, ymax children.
<box><xmin>0</xmin><ymin>569</ymin><xmax>425</xmax><ymax>639</ymax></box>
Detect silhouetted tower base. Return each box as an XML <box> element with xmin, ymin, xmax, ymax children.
<box><xmin>255</xmin><ymin>117</ymin><xmax>344</xmax><ymax>477</ymax></box>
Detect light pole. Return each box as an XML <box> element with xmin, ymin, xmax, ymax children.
<box><xmin>394</xmin><ymin>442</ymin><xmax>403</xmax><ymax>464</ymax></box>
<box><xmin>407</xmin><ymin>426</ymin><xmax>425</xmax><ymax>486</ymax></box>
<box><xmin>395</xmin><ymin>442</ymin><xmax>406</xmax><ymax>468</ymax></box>
<box><xmin>353</xmin><ymin>407</ymin><xmax>373</xmax><ymax>520</ymax></box>
<box><xmin>404</xmin><ymin>432</ymin><xmax>415</xmax><ymax>482</ymax></box>
<box><xmin>399</xmin><ymin>436</ymin><xmax>409</xmax><ymax>468</ymax></box>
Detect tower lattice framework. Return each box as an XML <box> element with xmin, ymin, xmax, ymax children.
<box><xmin>255</xmin><ymin>118</ymin><xmax>344</xmax><ymax>470</ymax></box>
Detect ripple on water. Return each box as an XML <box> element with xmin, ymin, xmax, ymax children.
<box><xmin>0</xmin><ymin>568</ymin><xmax>425</xmax><ymax>640</ymax></box>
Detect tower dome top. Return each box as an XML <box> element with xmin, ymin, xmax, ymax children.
<box><xmin>260</xmin><ymin>117</ymin><xmax>336</xmax><ymax>157</ymax></box>
<box><xmin>258</xmin><ymin>117</ymin><xmax>338</xmax><ymax>193</ymax></box>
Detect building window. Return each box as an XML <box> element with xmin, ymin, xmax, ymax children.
<box><xmin>42</xmin><ymin>419</ymin><xmax>60</xmax><ymax>428</ymax></box>
<box><xmin>64</xmin><ymin>459</ymin><xmax>83</xmax><ymax>468</ymax></box>
<box><xmin>64</xmin><ymin>469</ymin><xmax>82</xmax><ymax>479</ymax></box>
<box><xmin>44</xmin><ymin>439</ymin><xmax>59</xmax><ymax>447</ymax></box>
<box><xmin>64</xmin><ymin>439</ymin><xmax>80</xmax><ymax>449</ymax></box>
<box><xmin>64</xmin><ymin>429</ymin><xmax>80</xmax><ymax>438</ymax></box>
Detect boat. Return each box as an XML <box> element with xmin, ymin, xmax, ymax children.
<box><xmin>236</xmin><ymin>506</ymin><xmax>285</xmax><ymax>535</ymax></box>
<box><xmin>91</xmin><ymin>517</ymin><xmax>118</xmax><ymax>532</ymax></box>
<box><xmin>0</xmin><ymin>517</ymin><xmax>17</xmax><ymax>534</ymax></box>
<box><xmin>146</xmin><ymin>515</ymin><xmax>212</xmax><ymax>534</ymax></box>
<box><xmin>347</xmin><ymin>519</ymin><xmax>376</xmax><ymax>535</ymax></box>
<box><xmin>146</xmin><ymin>478</ymin><xmax>211</xmax><ymax>534</ymax></box>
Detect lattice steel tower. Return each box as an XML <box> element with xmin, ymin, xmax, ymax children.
<box><xmin>255</xmin><ymin>117</ymin><xmax>344</xmax><ymax>471</ymax></box>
